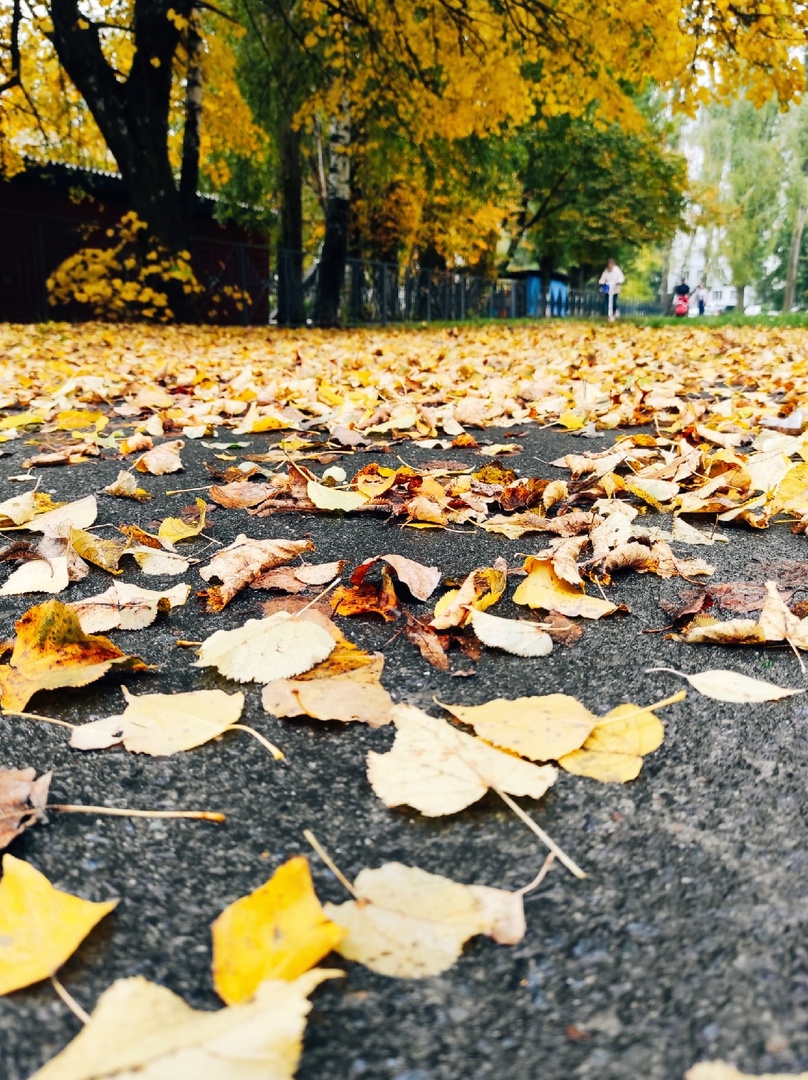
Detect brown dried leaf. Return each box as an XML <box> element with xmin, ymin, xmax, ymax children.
<box><xmin>133</xmin><ymin>440</ymin><xmax>185</xmax><ymax>475</ymax></box>
<box><xmin>199</xmin><ymin>535</ymin><xmax>314</xmax><ymax>611</ymax></box>
<box><xmin>404</xmin><ymin>615</ymin><xmax>451</xmax><ymax>671</ymax></box>
<box><xmin>0</xmin><ymin>768</ymin><xmax>51</xmax><ymax>850</ymax></box>
<box><xmin>332</xmin><ymin>567</ymin><xmax>400</xmax><ymax>622</ymax></box>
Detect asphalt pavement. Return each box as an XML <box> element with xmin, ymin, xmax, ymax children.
<box><xmin>0</xmin><ymin>423</ymin><xmax>806</xmax><ymax>1080</ymax></box>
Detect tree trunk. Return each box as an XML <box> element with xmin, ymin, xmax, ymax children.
<box><xmin>737</xmin><ymin>283</ymin><xmax>746</xmax><ymax>311</ymax></box>
<box><xmin>277</xmin><ymin>124</ymin><xmax>305</xmax><ymax>326</ymax></box>
<box><xmin>314</xmin><ymin>98</ymin><xmax>351</xmax><ymax>327</ymax></box>
<box><xmin>783</xmin><ymin>205</ymin><xmax>807</xmax><ymax>312</ymax></box>
<box><xmin>179</xmin><ymin>6</ymin><xmax>203</xmax><ymax>230</ymax></box>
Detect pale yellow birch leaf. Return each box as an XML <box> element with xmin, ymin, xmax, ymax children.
<box><xmin>440</xmin><ymin>694</ymin><xmax>597</xmax><ymax>761</ymax></box>
<box><xmin>194</xmin><ymin>612</ymin><xmax>336</xmax><ymax>683</ymax></box>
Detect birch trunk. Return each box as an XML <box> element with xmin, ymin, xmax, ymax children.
<box><xmin>314</xmin><ymin>98</ymin><xmax>351</xmax><ymax>327</ymax></box>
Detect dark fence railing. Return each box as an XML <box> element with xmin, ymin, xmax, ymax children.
<box><xmin>271</xmin><ymin>251</ymin><xmax>665</xmax><ymax>325</ymax></box>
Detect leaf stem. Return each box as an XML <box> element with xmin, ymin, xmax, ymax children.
<box><xmin>1</xmin><ymin>709</ymin><xmax>76</xmax><ymax>729</ymax></box>
<box><xmin>51</xmin><ymin>976</ymin><xmax>91</xmax><ymax>1025</ymax></box>
<box><xmin>494</xmin><ymin>789</ymin><xmax>586</xmax><ymax>880</ymax></box>
<box><xmin>48</xmin><ymin>804</ymin><xmax>225</xmax><ymax>823</ymax></box>
<box><xmin>515</xmin><ymin>851</ymin><xmax>556</xmax><ymax>897</ymax></box>
<box><xmin>596</xmin><ymin>689</ymin><xmax>687</xmax><ymax>726</ymax></box>
<box><xmin>304</xmin><ymin>828</ymin><xmax>358</xmax><ymax>898</ymax></box>
<box><xmin>231</xmin><ymin>723</ymin><xmax>284</xmax><ymax>761</ymax></box>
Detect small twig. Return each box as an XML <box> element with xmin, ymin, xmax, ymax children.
<box><xmin>50</xmin><ymin>976</ymin><xmax>91</xmax><ymax>1025</ymax></box>
<box><xmin>515</xmin><ymin>851</ymin><xmax>556</xmax><ymax>897</ymax></box>
<box><xmin>175</xmin><ymin>639</ymin><xmax>204</xmax><ymax>647</ymax></box>
<box><xmin>165</xmin><ymin>485</ymin><xmax>212</xmax><ymax>496</ymax></box>
<box><xmin>230</xmin><ymin>724</ymin><xmax>284</xmax><ymax>761</ymax></box>
<box><xmin>494</xmin><ymin>789</ymin><xmax>586</xmax><ymax>880</ymax></box>
<box><xmin>298</xmin><ymin>576</ymin><xmax>341</xmax><ymax>613</ymax></box>
<box><xmin>48</xmin><ymin>804</ymin><xmax>225</xmax><ymax>823</ymax></box>
<box><xmin>1</xmin><ymin>709</ymin><xmax>76</xmax><ymax>729</ymax></box>
<box><xmin>304</xmin><ymin>828</ymin><xmax>358</xmax><ymax>898</ymax></box>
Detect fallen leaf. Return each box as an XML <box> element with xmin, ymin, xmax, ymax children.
<box><xmin>119</xmin><ymin>431</ymin><xmax>153</xmax><ymax>455</ymax></box>
<box><xmin>648</xmin><ymin>666</ymin><xmax>803</xmax><ymax>703</ymax></box>
<box><xmin>351</xmin><ymin>554</ymin><xmax>441</xmax><ymax>601</ymax></box>
<box><xmin>0</xmin><ymin>553</ymin><xmax>69</xmax><ymax>596</ymax></box>
<box><xmin>0</xmin><ymin>768</ymin><xmax>51</xmax><ymax>850</ymax></box>
<box><xmin>68</xmin><ymin>581</ymin><xmax>190</xmax><ymax>633</ymax></box>
<box><xmin>199</xmin><ymin>535</ymin><xmax>314</xmax><ymax>611</ymax></box>
<box><xmin>440</xmin><ymin>694</ymin><xmax>597</xmax><ymax>761</ymax></box>
<box><xmin>251</xmin><ymin>561</ymin><xmax>344</xmax><ymax>593</ymax></box>
<box><xmin>102</xmin><ymin>470</ymin><xmax>152</xmax><ymax>501</ymax></box>
<box><xmin>323</xmin><ymin>862</ymin><xmax>525</xmax><ymax>978</ymax></box>
<box><xmin>306</xmin><ymin>479</ymin><xmax>369</xmax><ymax>511</ymax></box>
<box><xmin>0</xmin><ymin>490</ymin><xmax>37</xmax><ymax>526</ymax></box>
<box><xmin>70</xmin><ymin>686</ymin><xmax>245</xmax><ymax>754</ymax></box>
<box><xmin>133</xmin><ymin>440</ymin><xmax>185</xmax><ymax>475</ymax></box>
<box><xmin>367</xmin><ymin>704</ymin><xmax>557</xmax><ymax>815</ymax></box>
<box><xmin>332</xmin><ymin>567</ymin><xmax>401</xmax><ymax>621</ymax></box>
<box><xmin>686</xmin><ymin>1065</ymin><xmax>808</xmax><ymax>1080</ymax></box>
<box><xmin>157</xmin><ymin>498</ymin><xmax>208</xmax><ymax>543</ymax></box>
<box><xmin>558</xmin><ymin>701</ymin><xmax>668</xmax><ymax>783</ymax></box>
<box><xmin>25</xmin><ymin>495</ymin><xmax>98</xmax><ymax>537</ymax></box>
<box><xmin>404</xmin><ymin>615</ymin><xmax>450</xmax><ymax>671</ymax></box>
<box><xmin>0</xmin><ymin>854</ymin><xmax>118</xmax><ymax>995</ymax></box>
<box><xmin>262</xmin><ymin>663</ymin><xmax>392</xmax><ymax>726</ymax></box>
<box><xmin>194</xmin><ymin>611</ymin><xmax>336</xmax><ymax>683</ymax></box>
<box><xmin>513</xmin><ymin>558</ymin><xmax>618</xmax><ymax>619</ymax></box>
<box><xmin>212</xmin><ymin>856</ymin><xmax>346</xmax><ymax>1004</ymax></box>
<box><xmin>0</xmin><ymin>599</ymin><xmax>147</xmax><ymax>712</ymax></box>
<box><xmin>30</xmin><ymin>969</ymin><xmax>340</xmax><ymax>1080</ymax></box>
<box><xmin>468</xmin><ymin>608</ymin><xmax>553</xmax><ymax>657</ymax></box>
<box><xmin>431</xmin><ymin>560</ymin><xmax>507</xmax><ymax>629</ymax></box>
<box><xmin>209</xmin><ymin>480</ymin><xmax>276</xmax><ymax>508</ymax></box>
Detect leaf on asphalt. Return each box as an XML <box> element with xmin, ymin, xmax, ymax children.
<box><xmin>30</xmin><ymin>969</ymin><xmax>340</xmax><ymax>1080</ymax></box>
<box><xmin>0</xmin><ymin>768</ymin><xmax>52</xmax><ymax>850</ymax></box>
<box><xmin>440</xmin><ymin>694</ymin><xmax>597</xmax><ymax>761</ymax></box>
<box><xmin>513</xmin><ymin>557</ymin><xmax>619</xmax><ymax>619</ymax></box>
<box><xmin>558</xmin><ymin>702</ymin><xmax>667</xmax><ymax>783</ymax></box>
<box><xmin>123</xmin><ymin>544</ymin><xmax>191</xmax><ymax>577</ymax></box>
<box><xmin>0</xmin><ymin>553</ymin><xmax>70</xmax><ymax>596</ymax></box>
<box><xmin>25</xmin><ymin>495</ymin><xmax>98</xmax><ymax>537</ymax></box>
<box><xmin>68</xmin><ymin>581</ymin><xmax>190</xmax><ymax>633</ymax></box>
<box><xmin>70</xmin><ymin>686</ymin><xmax>244</xmax><ymax>754</ymax></box>
<box><xmin>212</xmin><ymin>856</ymin><xmax>346</xmax><ymax>1004</ymax></box>
<box><xmin>541</xmin><ymin>611</ymin><xmax>585</xmax><ymax>647</ymax></box>
<box><xmin>332</xmin><ymin>567</ymin><xmax>401</xmax><ymax>621</ymax></box>
<box><xmin>0</xmin><ymin>599</ymin><xmax>147</xmax><ymax>712</ymax></box>
<box><xmin>194</xmin><ymin>611</ymin><xmax>336</xmax><ymax>683</ymax></box>
<box><xmin>262</xmin><ymin>660</ymin><xmax>392</xmax><ymax>727</ymax></box>
<box><xmin>199</xmin><ymin>535</ymin><xmax>314</xmax><ymax>611</ymax></box>
<box><xmin>0</xmin><ymin>489</ymin><xmax>37</xmax><ymax>526</ymax></box>
<box><xmin>208</xmin><ymin>480</ymin><xmax>276</xmax><ymax>508</ymax></box>
<box><xmin>0</xmin><ymin>854</ymin><xmax>118</xmax><ymax>995</ymax></box>
<box><xmin>351</xmin><ymin>554</ymin><xmax>442</xmax><ymax>601</ymax></box>
<box><xmin>157</xmin><ymin>498</ymin><xmax>208</xmax><ymax>543</ymax></box>
<box><xmin>133</xmin><ymin>439</ymin><xmax>185</xmax><ymax>475</ymax></box>
<box><xmin>647</xmin><ymin>666</ymin><xmax>803</xmax><ymax>703</ymax></box>
<box><xmin>404</xmin><ymin>615</ymin><xmax>450</xmax><ymax>671</ymax></box>
<box><xmin>367</xmin><ymin>704</ymin><xmax>557</xmax><ymax>815</ymax></box>
<box><xmin>323</xmin><ymin>862</ymin><xmax>525</xmax><ymax>978</ymax></box>
<box><xmin>251</xmin><ymin>560</ymin><xmax>344</xmax><ymax>593</ymax></box>
<box><xmin>685</xmin><ymin>1063</ymin><xmax>808</xmax><ymax>1080</ymax></box>
<box><xmin>118</xmin><ymin>431</ymin><xmax>153</xmax><ymax>455</ymax></box>
<box><xmin>353</xmin><ymin>463</ymin><xmax>398</xmax><ymax>498</ymax></box>
<box><xmin>468</xmin><ymin>608</ymin><xmax>553</xmax><ymax>657</ymax></box>
<box><xmin>431</xmin><ymin>559</ymin><xmax>507</xmax><ymax>629</ymax></box>
<box><xmin>683</xmin><ymin>581</ymin><xmax>808</xmax><ymax>649</ymax></box>
<box><xmin>306</xmin><ymin>479</ymin><xmax>369</xmax><ymax>511</ymax></box>
<box><xmin>103</xmin><ymin>471</ymin><xmax>152</xmax><ymax>501</ymax></box>
<box><xmin>70</xmin><ymin>529</ymin><xmax>129</xmax><ymax>575</ymax></box>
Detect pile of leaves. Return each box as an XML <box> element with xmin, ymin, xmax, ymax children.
<box><xmin>1</xmin><ymin>321</ymin><xmax>806</xmax><ymax>1079</ymax></box>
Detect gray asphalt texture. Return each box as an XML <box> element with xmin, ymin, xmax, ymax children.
<box><xmin>0</xmin><ymin>422</ymin><xmax>806</xmax><ymax>1080</ymax></box>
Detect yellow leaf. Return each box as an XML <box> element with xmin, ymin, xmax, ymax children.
<box><xmin>30</xmin><ymin>970</ymin><xmax>341</xmax><ymax>1080</ymax></box>
<box><xmin>0</xmin><ymin>854</ymin><xmax>117</xmax><ymax>995</ymax></box>
<box><xmin>686</xmin><ymin>1064</ymin><xmax>808</xmax><ymax>1080</ymax></box>
<box><xmin>367</xmin><ymin>704</ymin><xmax>557</xmax><ymax>815</ymax></box>
<box><xmin>212</xmin><ymin>857</ymin><xmax>346</xmax><ymax>1004</ymax></box>
<box><xmin>70</xmin><ymin>686</ymin><xmax>244</xmax><ymax>754</ymax></box>
<box><xmin>262</xmin><ymin>662</ymin><xmax>393</xmax><ymax>727</ymax></box>
<box><xmin>323</xmin><ymin>862</ymin><xmax>524</xmax><ymax>978</ymax></box>
<box><xmin>513</xmin><ymin>558</ymin><xmax>618</xmax><ymax>619</ymax></box>
<box><xmin>133</xmin><ymin>440</ymin><xmax>184</xmax><ymax>475</ymax></box>
<box><xmin>0</xmin><ymin>599</ymin><xmax>147</xmax><ymax>712</ymax></box>
<box><xmin>68</xmin><ymin>581</ymin><xmax>190</xmax><ymax>633</ymax></box>
<box><xmin>195</xmin><ymin>612</ymin><xmax>336</xmax><ymax>683</ymax></box>
<box><xmin>157</xmin><ymin>498</ymin><xmax>208</xmax><ymax>543</ymax></box>
<box><xmin>306</xmin><ymin>480</ymin><xmax>369</xmax><ymax>511</ymax></box>
<box><xmin>431</xmin><ymin>561</ymin><xmax>507</xmax><ymax>629</ymax></box>
<box><xmin>440</xmin><ymin>694</ymin><xmax>597</xmax><ymax>761</ymax></box>
<box><xmin>53</xmin><ymin>408</ymin><xmax>106</xmax><ymax>431</ymax></box>
<box><xmin>558</xmin><ymin>702</ymin><xmax>666</xmax><ymax>783</ymax></box>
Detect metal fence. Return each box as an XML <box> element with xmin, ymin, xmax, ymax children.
<box><xmin>271</xmin><ymin>250</ymin><xmax>664</xmax><ymax>325</ymax></box>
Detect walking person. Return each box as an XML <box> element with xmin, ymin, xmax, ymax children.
<box><xmin>695</xmin><ymin>281</ymin><xmax>707</xmax><ymax>316</ymax></box>
<box><xmin>599</xmin><ymin>258</ymin><xmax>625</xmax><ymax>321</ymax></box>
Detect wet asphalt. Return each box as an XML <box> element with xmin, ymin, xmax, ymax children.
<box><xmin>0</xmin><ymin>423</ymin><xmax>806</xmax><ymax>1080</ymax></box>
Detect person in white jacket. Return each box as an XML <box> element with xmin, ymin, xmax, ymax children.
<box><xmin>599</xmin><ymin>258</ymin><xmax>625</xmax><ymax>321</ymax></box>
